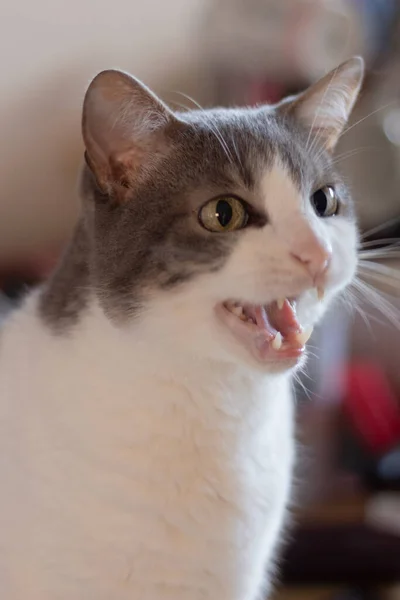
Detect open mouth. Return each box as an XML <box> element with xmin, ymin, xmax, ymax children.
<box><xmin>216</xmin><ymin>291</ymin><xmax>323</xmax><ymax>364</ymax></box>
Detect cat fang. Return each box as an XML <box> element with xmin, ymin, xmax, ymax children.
<box><xmin>217</xmin><ymin>295</ymin><xmax>317</xmax><ymax>363</ymax></box>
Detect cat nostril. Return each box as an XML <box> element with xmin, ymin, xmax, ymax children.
<box><xmin>291</xmin><ymin>243</ymin><xmax>332</xmax><ymax>282</ymax></box>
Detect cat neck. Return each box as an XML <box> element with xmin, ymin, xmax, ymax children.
<box><xmin>38</xmin><ymin>221</ymin><xmax>91</xmax><ymax>331</ymax></box>
<box><xmin>78</xmin><ymin>298</ymin><xmax>291</xmax><ymax>401</ymax></box>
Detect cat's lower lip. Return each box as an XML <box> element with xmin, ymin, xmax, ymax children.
<box><xmin>216</xmin><ymin>299</ymin><xmax>311</xmax><ymax>364</ymax></box>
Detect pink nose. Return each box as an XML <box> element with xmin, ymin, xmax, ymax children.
<box><xmin>290</xmin><ymin>236</ymin><xmax>332</xmax><ymax>283</ymax></box>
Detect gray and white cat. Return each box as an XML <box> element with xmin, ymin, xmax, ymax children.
<box><xmin>0</xmin><ymin>57</ymin><xmax>363</xmax><ymax>599</ymax></box>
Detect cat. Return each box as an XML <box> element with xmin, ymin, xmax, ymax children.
<box><xmin>0</xmin><ymin>56</ymin><xmax>363</xmax><ymax>599</ymax></box>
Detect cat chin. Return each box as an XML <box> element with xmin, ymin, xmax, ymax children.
<box><xmin>222</xmin><ymin>338</ymin><xmax>308</xmax><ymax>375</ymax></box>
<box><xmin>235</xmin><ymin>345</ymin><xmax>307</xmax><ymax>375</ymax></box>
<box><xmin>257</xmin><ymin>354</ymin><xmax>308</xmax><ymax>374</ymax></box>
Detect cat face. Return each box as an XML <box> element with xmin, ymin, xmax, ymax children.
<box><xmin>81</xmin><ymin>58</ymin><xmax>363</xmax><ymax>371</ymax></box>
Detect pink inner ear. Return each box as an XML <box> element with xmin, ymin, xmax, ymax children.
<box><xmin>82</xmin><ymin>69</ymin><xmax>177</xmax><ymax>194</ymax></box>
<box><xmin>110</xmin><ymin>147</ymin><xmax>148</xmax><ymax>182</ymax></box>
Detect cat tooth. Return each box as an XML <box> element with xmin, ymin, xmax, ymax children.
<box><xmin>231</xmin><ymin>305</ymin><xmax>243</xmax><ymax>317</ymax></box>
<box><xmin>277</xmin><ymin>298</ymin><xmax>285</xmax><ymax>310</ymax></box>
<box><xmin>271</xmin><ymin>332</ymin><xmax>282</xmax><ymax>350</ymax></box>
<box><xmin>317</xmin><ymin>287</ymin><xmax>325</xmax><ymax>301</ymax></box>
<box><xmin>239</xmin><ymin>314</ymin><xmax>248</xmax><ymax>321</ymax></box>
<box><xmin>295</xmin><ymin>326</ymin><xmax>313</xmax><ymax>346</ymax></box>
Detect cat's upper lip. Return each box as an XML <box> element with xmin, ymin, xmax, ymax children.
<box><xmin>216</xmin><ymin>297</ymin><xmax>314</xmax><ymax>364</ymax></box>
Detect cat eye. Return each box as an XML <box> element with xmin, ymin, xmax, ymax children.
<box><xmin>311</xmin><ymin>186</ymin><xmax>339</xmax><ymax>218</ymax></box>
<box><xmin>199</xmin><ymin>196</ymin><xmax>248</xmax><ymax>232</ymax></box>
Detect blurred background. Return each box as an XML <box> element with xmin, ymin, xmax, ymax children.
<box><xmin>1</xmin><ymin>0</ymin><xmax>400</xmax><ymax>597</ymax></box>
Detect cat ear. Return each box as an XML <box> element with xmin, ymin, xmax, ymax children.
<box><xmin>82</xmin><ymin>69</ymin><xmax>177</xmax><ymax>194</ymax></box>
<box><xmin>278</xmin><ymin>56</ymin><xmax>364</xmax><ymax>152</ymax></box>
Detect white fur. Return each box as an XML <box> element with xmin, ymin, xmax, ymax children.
<box><xmin>0</xmin><ymin>161</ymin><xmax>357</xmax><ymax>599</ymax></box>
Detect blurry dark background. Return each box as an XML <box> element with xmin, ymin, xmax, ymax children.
<box><xmin>1</xmin><ymin>1</ymin><xmax>400</xmax><ymax>598</ymax></box>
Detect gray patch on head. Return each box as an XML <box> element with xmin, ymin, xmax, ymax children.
<box><xmin>40</xmin><ymin>102</ymin><xmax>354</xmax><ymax>331</ymax></box>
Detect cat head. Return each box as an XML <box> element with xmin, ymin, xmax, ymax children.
<box><xmin>80</xmin><ymin>57</ymin><xmax>364</xmax><ymax>372</ymax></box>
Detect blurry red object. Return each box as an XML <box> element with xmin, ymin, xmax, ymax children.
<box><xmin>0</xmin><ymin>250</ymin><xmax>60</xmax><ymax>289</ymax></box>
<box><xmin>343</xmin><ymin>363</ymin><xmax>400</xmax><ymax>455</ymax></box>
<box><xmin>246</xmin><ymin>80</ymin><xmax>285</xmax><ymax>105</ymax></box>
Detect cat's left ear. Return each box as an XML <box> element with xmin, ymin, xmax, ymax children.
<box><xmin>82</xmin><ymin>69</ymin><xmax>180</xmax><ymax>197</ymax></box>
<box><xmin>278</xmin><ymin>56</ymin><xmax>364</xmax><ymax>152</ymax></box>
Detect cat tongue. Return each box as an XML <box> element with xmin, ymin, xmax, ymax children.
<box><xmin>251</xmin><ymin>300</ymin><xmax>305</xmax><ymax>361</ymax></box>
<box><xmin>247</xmin><ymin>300</ymin><xmax>301</xmax><ymax>340</ymax></box>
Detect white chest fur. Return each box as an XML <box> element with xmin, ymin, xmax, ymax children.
<box><xmin>0</xmin><ymin>297</ymin><xmax>295</xmax><ymax>600</ymax></box>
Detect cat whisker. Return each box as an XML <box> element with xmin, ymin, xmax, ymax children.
<box><xmin>330</xmin><ymin>146</ymin><xmax>376</xmax><ymax>167</ymax></box>
<box><xmin>303</xmin><ymin>350</ymin><xmax>320</xmax><ymax>361</ymax></box>
<box><xmin>167</xmin><ymin>100</ymin><xmax>192</xmax><ymax>112</ymax></box>
<box><xmin>359</xmin><ymin>251</ymin><xmax>400</xmax><ymax>262</ymax></box>
<box><xmin>311</xmin><ymin>135</ymin><xmax>370</xmax><ymax>169</ymax></box>
<box><xmin>358</xmin><ymin>259</ymin><xmax>400</xmax><ymax>283</ymax></box>
<box><xmin>358</xmin><ymin>270</ymin><xmax>400</xmax><ymax>294</ymax></box>
<box><xmin>307</xmin><ymin>124</ymin><xmax>325</xmax><ymax>157</ymax></box>
<box><xmin>307</xmin><ymin>56</ymin><xmax>354</xmax><ymax>157</ymax></box>
<box><xmin>207</xmin><ymin>116</ymin><xmax>236</xmax><ymax>166</ymax></box>
<box><xmin>229</xmin><ymin>131</ymin><xmax>246</xmax><ymax>178</ymax></box>
<box><xmin>344</xmin><ymin>284</ymin><xmax>396</xmax><ymax>335</ymax></box>
<box><xmin>171</xmin><ymin>90</ymin><xmax>235</xmax><ymax>167</ymax></box>
<box><xmin>361</xmin><ymin>216</ymin><xmax>400</xmax><ymax>240</ymax></box>
<box><xmin>339</xmin><ymin>100</ymin><xmax>395</xmax><ymax>141</ymax></box>
<box><xmin>360</xmin><ymin>238</ymin><xmax>400</xmax><ymax>249</ymax></box>
<box><xmin>310</xmin><ymin>137</ymin><xmax>330</xmax><ymax>164</ymax></box>
<box><xmin>351</xmin><ymin>277</ymin><xmax>400</xmax><ymax>330</ymax></box>
<box><xmin>358</xmin><ymin>243</ymin><xmax>400</xmax><ymax>275</ymax></box>
<box><xmin>296</xmin><ymin>365</ymin><xmax>315</xmax><ymax>381</ymax></box>
<box><xmin>293</xmin><ymin>372</ymin><xmax>314</xmax><ymax>401</ymax></box>
<box><xmin>340</xmin><ymin>288</ymin><xmax>375</xmax><ymax>336</ymax></box>
<box><xmin>309</xmin><ymin>101</ymin><xmax>395</xmax><ymax>164</ymax></box>
<box><xmin>306</xmin><ymin>18</ymin><xmax>351</xmax><ymax>152</ymax></box>
<box><xmin>169</xmin><ymin>90</ymin><xmax>203</xmax><ymax>111</ymax></box>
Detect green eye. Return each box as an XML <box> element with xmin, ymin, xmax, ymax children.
<box><xmin>199</xmin><ymin>197</ymin><xmax>248</xmax><ymax>232</ymax></box>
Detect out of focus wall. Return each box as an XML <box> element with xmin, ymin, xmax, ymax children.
<box><xmin>0</xmin><ymin>0</ymin><xmax>207</xmax><ymax>262</ymax></box>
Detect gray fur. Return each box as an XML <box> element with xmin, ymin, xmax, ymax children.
<box><xmin>39</xmin><ymin>222</ymin><xmax>91</xmax><ymax>331</ymax></box>
<box><xmin>39</xmin><ymin>101</ymin><xmax>354</xmax><ymax>331</ymax></box>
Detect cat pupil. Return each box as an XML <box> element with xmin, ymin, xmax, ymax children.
<box><xmin>312</xmin><ymin>189</ymin><xmax>328</xmax><ymax>216</ymax></box>
<box><xmin>216</xmin><ymin>200</ymin><xmax>233</xmax><ymax>227</ymax></box>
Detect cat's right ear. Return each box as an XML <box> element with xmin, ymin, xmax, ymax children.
<box><xmin>82</xmin><ymin>70</ymin><xmax>179</xmax><ymax>198</ymax></box>
<box><xmin>276</xmin><ymin>56</ymin><xmax>364</xmax><ymax>152</ymax></box>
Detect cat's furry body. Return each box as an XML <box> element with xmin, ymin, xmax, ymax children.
<box><xmin>0</xmin><ymin>294</ymin><xmax>293</xmax><ymax>599</ymax></box>
<box><xmin>0</xmin><ymin>58</ymin><xmax>363</xmax><ymax>598</ymax></box>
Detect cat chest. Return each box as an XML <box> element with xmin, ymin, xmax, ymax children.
<box><xmin>69</xmin><ymin>381</ymin><xmax>295</xmax><ymax>542</ymax></box>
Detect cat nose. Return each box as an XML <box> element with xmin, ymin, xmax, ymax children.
<box><xmin>290</xmin><ymin>236</ymin><xmax>332</xmax><ymax>283</ymax></box>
